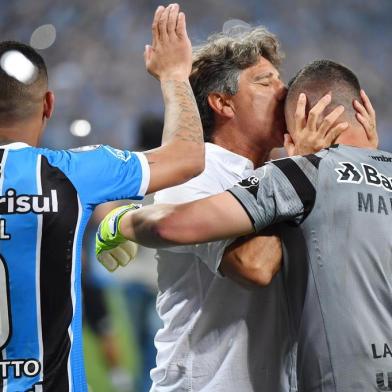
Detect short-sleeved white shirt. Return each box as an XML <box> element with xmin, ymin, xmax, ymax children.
<box><xmin>151</xmin><ymin>143</ymin><xmax>297</xmax><ymax>392</ymax></box>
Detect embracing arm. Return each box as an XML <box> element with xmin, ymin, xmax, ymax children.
<box><xmin>220</xmin><ymin>230</ymin><xmax>282</xmax><ymax>287</ymax></box>
<box><xmin>120</xmin><ymin>191</ymin><xmax>254</xmax><ymax>248</ymax></box>
<box><xmin>142</xmin><ymin>5</ymin><xmax>204</xmax><ymax>194</ymax></box>
<box><xmin>95</xmin><ymin>164</ymin><xmax>308</xmax><ymax>270</ymax></box>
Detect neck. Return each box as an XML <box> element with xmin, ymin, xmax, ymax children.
<box><xmin>0</xmin><ymin>119</ymin><xmax>43</xmax><ymax>147</ymax></box>
<box><xmin>211</xmin><ymin>124</ymin><xmax>272</xmax><ymax>168</ymax></box>
<box><xmin>335</xmin><ymin>125</ymin><xmax>375</xmax><ymax>149</ymax></box>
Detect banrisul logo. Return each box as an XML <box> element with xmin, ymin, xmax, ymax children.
<box><xmin>335</xmin><ymin>162</ymin><xmax>392</xmax><ymax>192</ymax></box>
<box><xmin>0</xmin><ymin>188</ymin><xmax>58</xmax><ymax>214</ymax></box>
<box><xmin>335</xmin><ymin>162</ymin><xmax>363</xmax><ymax>183</ymax></box>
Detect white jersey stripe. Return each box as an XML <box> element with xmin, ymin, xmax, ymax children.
<box><xmin>0</xmin><ymin>148</ymin><xmax>9</xmax><ymax>392</ymax></box>
<box><xmin>67</xmin><ymin>195</ymin><xmax>83</xmax><ymax>391</ymax></box>
<box><xmin>134</xmin><ymin>152</ymin><xmax>150</xmax><ymax>197</ymax></box>
<box><xmin>35</xmin><ymin>156</ymin><xmax>44</xmax><ymax>385</ymax></box>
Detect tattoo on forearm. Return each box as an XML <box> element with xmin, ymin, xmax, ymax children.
<box><xmin>161</xmin><ymin>80</ymin><xmax>203</xmax><ymax>145</ymax></box>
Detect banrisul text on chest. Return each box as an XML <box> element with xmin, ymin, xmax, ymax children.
<box><xmin>0</xmin><ymin>188</ymin><xmax>58</xmax><ymax>214</ymax></box>
<box><xmin>335</xmin><ymin>162</ymin><xmax>392</xmax><ymax>192</ymax></box>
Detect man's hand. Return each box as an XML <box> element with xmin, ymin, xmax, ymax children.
<box><xmin>284</xmin><ymin>93</ymin><xmax>348</xmax><ymax>156</ymax></box>
<box><xmin>96</xmin><ymin>204</ymin><xmax>140</xmax><ymax>271</ymax></box>
<box><xmin>353</xmin><ymin>89</ymin><xmax>378</xmax><ymax>148</ymax></box>
<box><xmin>144</xmin><ymin>4</ymin><xmax>192</xmax><ymax>81</ymax></box>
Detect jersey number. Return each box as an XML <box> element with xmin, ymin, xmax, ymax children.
<box><xmin>0</xmin><ymin>254</ymin><xmax>11</xmax><ymax>349</ymax></box>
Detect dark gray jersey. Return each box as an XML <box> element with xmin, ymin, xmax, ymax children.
<box><xmin>228</xmin><ymin>145</ymin><xmax>392</xmax><ymax>392</ymax></box>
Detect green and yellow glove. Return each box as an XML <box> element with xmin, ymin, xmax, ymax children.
<box><xmin>95</xmin><ymin>204</ymin><xmax>140</xmax><ymax>271</ymax></box>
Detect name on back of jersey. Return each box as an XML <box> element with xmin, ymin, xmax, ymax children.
<box><xmin>0</xmin><ymin>188</ymin><xmax>58</xmax><ymax>214</ymax></box>
<box><xmin>335</xmin><ymin>161</ymin><xmax>392</xmax><ymax>192</ymax></box>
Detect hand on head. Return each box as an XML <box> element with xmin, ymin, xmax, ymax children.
<box><xmin>353</xmin><ymin>89</ymin><xmax>378</xmax><ymax>148</ymax></box>
<box><xmin>284</xmin><ymin>90</ymin><xmax>378</xmax><ymax>156</ymax></box>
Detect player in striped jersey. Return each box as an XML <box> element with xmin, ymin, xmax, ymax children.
<box><xmin>0</xmin><ymin>4</ymin><xmax>204</xmax><ymax>391</ymax></box>
<box><xmin>98</xmin><ymin>60</ymin><xmax>390</xmax><ymax>391</ymax></box>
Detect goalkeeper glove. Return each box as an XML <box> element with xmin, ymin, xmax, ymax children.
<box><xmin>96</xmin><ymin>204</ymin><xmax>140</xmax><ymax>271</ymax></box>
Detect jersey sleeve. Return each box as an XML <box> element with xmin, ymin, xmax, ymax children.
<box><xmin>42</xmin><ymin>145</ymin><xmax>150</xmax><ymax>206</ymax></box>
<box><xmin>227</xmin><ymin>155</ymin><xmax>320</xmax><ymax>232</ymax></box>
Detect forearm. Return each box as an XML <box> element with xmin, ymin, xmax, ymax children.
<box><xmin>160</xmin><ymin>79</ymin><xmax>203</xmax><ymax>147</ymax></box>
<box><xmin>119</xmin><ymin>192</ymin><xmax>255</xmax><ymax>248</ymax></box>
<box><xmin>119</xmin><ymin>204</ymin><xmax>180</xmax><ymax>248</ymax></box>
<box><xmin>143</xmin><ymin>80</ymin><xmax>205</xmax><ymax>193</ymax></box>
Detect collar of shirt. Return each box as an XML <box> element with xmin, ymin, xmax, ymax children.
<box><xmin>0</xmin><ymin>142</ymin><xmax>30</xmax><ymax>150</ymax></box>
<box><xmin>205</xmin><ymin>142</ymin><xmax>254</xmax><ymax>176</ymax></box>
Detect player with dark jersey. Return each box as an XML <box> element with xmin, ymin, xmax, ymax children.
<box><xmin>0</xmin><ymin>4</ymin><xmax>204</xmax><ymax>391</ymax></box>
<box><xmin>97</xmin><ymin>60</ymin><xmax>388</xmax><ymax>391</ymax></box>
<box><xmin>229</xmin><ymin>145</ymin><xmax>392</xmax><ymax>391</ymax></box>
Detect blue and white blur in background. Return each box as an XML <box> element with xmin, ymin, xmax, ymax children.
<box><xmin>0</xmin><ymin>1</ymin><xmax>391</xmax><ymax>391</ymax></box>
<box><xmin>0</xmin><ymin>0</ymin><xmax>390</xmax><ymax>151</ymax></box>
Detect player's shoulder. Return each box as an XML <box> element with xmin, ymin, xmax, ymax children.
<box><xmin>250</xmin><ymin>150</ymin><xmax>331</xmax><ymax>191</ymax></box>
<box><xmin>38</xmin><ymin>144</ymin><xmax>140</xmax><ymax>165</ymax></box>
<box><xmin>265</xmin><ymin>150</ymin><xmax>328</xmax><ymax>175</ymax></box>
<box><xmin>316</xmin><ymin>144</ymin><xmax>390</xmax><ymax>167</ymax></box>
<box><xmin>37</xmin><ymin>144</ymin><xmax>102</xmax><ymax>158</ymax></box>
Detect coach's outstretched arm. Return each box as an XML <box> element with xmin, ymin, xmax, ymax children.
<box><xmin>143</xmin><ymin>4</ymin><xmax>204</xmax><ymax>194</ymax></box>
<box><xmin>95</xmin><ymin>160</ymin><xmax>309</xmax><ymax>260</ymax></box>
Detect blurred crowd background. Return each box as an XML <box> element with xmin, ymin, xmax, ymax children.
<box><xmin>1</xmin><ymin>0</ymin><xmax>391</xmax><ymax>391</ymax></box>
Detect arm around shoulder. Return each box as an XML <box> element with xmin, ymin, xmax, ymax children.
<box><xmin>120</xmin><ymin>191</ymin><xmax>254</xmax><ymax>248</ymax></box>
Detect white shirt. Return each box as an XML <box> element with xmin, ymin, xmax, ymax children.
<box><xmin>151</xmin><ymin>143</ymin><xmax>297</xmax><ymax>392</ymax></box>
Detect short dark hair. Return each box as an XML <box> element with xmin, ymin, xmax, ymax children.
<box><xmin>286</xmin><ymin>59</ymin><xmax>361</xmax><ymax>118</ymax></box>
<box><xmin>190</xmin><ymin>26</ymin><xmax>283</xmax><ymax>142</ymax></box>
<box><xmin>0</xmin><ymin>41</ymin><xmax>48</xmax><ymax>123</ymax></box>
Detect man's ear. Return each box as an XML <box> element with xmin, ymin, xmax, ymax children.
<box><xmin>43</xmin><ymin>91</ymin><xmax>55</xmax><ymax>120</ymax></box>
<box><xmin>207</xmin><ymin>93</ymin><xmax>235</xmax><ymax>120</ymax></box>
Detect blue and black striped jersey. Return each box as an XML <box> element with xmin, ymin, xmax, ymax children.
<box><xmin>0</xmin><ymin>142</ymin><xmax>149</xmax><ymax>392</ymax></box>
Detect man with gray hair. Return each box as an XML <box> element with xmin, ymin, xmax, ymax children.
<box><xmin>147</xmin><ymin>25</ymin><xmax>351</xmax><ymax>391</ymax></box>
<box><xmin>149</xmin><ymin>24</ymin><xmax>289</xmax><ymax>392</ymax></box>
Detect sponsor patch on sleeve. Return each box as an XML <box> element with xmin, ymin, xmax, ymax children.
<box><xmin>236</xmin><ymin>175</ymin><xmax>260</xmax><ymax>198</ymax></box>
<box><xmin>103</xmin><ymin>146</ymin><xmax>132</xmax><ymax>161</ymax></box>
<box><xmin>69</xmin><ymin>145</ymin><xmax>101</xmax><ymax>152</ymax></box>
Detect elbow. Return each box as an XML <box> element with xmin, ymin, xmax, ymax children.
<box><xmin>222</xmin><ymin>257</ymin><xmax>276</xmax><ymax>288</ymax></box>
<box><xmin>152</xmin><ymin>211</ymin><xmax>201</xmax><ymax>248</ymax></box>
<box><xmin>176</xmin><ymin>143</ymin><xmax>205</xmax><ymax>181</ymax></box>
<box><xmin>185</xmin><ymin>144</ymin><xmax>205</xmax><ymax>178</ymax></box>
<box><xmin>247</xmin><ymin>266</ymin><xmax>274</xmax><ymax>287</ymax></box>
<box><xmin>193</xmin><ymin>151</ymin><xmax>205</xmax><ymax>177</ymax></box>
<box><xmin>151</xmin><ymin>219</ymin><xmax>172</xmax><ymax>246</ymax></box>
<box><xmin>233</xmin><ymin>259</ymin><xmax>275</xmax><ymax>287</ymax></box>
<box><xmin>150</xmin><ymin>212</ymin><xmax>191</xmax><ymax>247</ymax></box>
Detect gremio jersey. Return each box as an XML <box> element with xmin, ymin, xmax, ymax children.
<box><xmin>0</xmin><ymin>142</ymin><xmax>149</xmax><ymax>392</ymax></box>
<box><xmin>228</xmin><ymin>145</ymin><xmax>392</xmax><ymax>391</ymax></box>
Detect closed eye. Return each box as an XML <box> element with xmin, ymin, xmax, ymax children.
<box><xmin>258</xmin><ymin>81</ymin><xmax>271</xmax><ymax>86</ymax></box>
